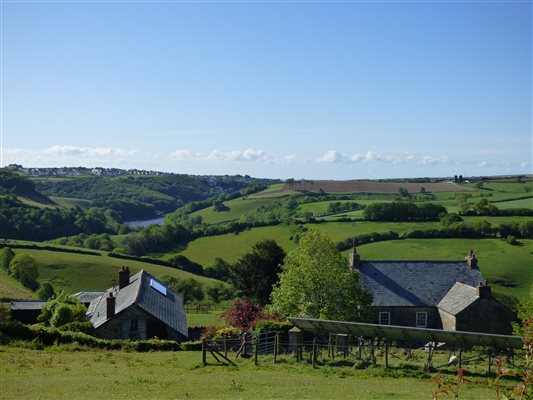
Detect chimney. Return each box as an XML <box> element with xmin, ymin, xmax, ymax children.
<box><xmin>118</xmin><ymin>266</ymin><xmax>130</xmax><ymax>289</ymax></box>
<box><xmin>465</xmin><ymin>250</ymin><xmax>478</xmax><ymax>268</ymax></box>
<box><xmin>477</xmin><ymin>280</ymin><xmax>491</xmax><ymax>299</ymax></box>
<box><xmin>349</xmin><ymin>245</ymin><xmax>361</xmax><ymax>268</ymax></box>
<box><xmin>106</xmin><ymin>292</ymin><xmax>116</xmax><ymax>319</ymax></box>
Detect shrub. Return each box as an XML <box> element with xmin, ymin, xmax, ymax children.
<box><xmin>222</xmin><ymin>299</ymin><xmax>263</xmax><ymax>331</ymax></box>
<box><xmin>253</xmin><ymin>320</ymin><xmax>292</xmax><ymax>333</ymax></box>
<box><xmin>58</xmin><ymin>321</ymin><xmax>96</xmax><ymax>335</ymax></box>
<box><xmin>180</xmin><ymin>340</ymin><xmax>203</xmax><ymax>351</ymax></box>
<box><xmin>0</xmin><ymin>321</ymin><xmax>34</xmax><ymax>341</ymax></box>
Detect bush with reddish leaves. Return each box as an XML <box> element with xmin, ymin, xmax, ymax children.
<box><xmin>222</xmin><ymin>299</ymin><xmax>263</xmax><ymax>331</ymax></box>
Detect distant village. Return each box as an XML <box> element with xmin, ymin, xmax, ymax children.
<box><xmin>5</xmin><ymin>164</ymin><xmax>261</xmax><ymax>184</ymax></box>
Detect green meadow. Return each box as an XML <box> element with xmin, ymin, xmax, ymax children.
<box><xmin>6</xmin><ymin>247</ymin><xmax>221</xmax><ymax>294</ymax></box>
<box><xmin>49</xmin><ymin>196</ymin><xmax>94</xmax><ymax>209</ymax></box>
<box><xmin>190</xmin><ymin>197</ymin><xmax>283</xmax><ymax>225</ymax></box>
<box><xmin>494</xmin><ymin>197</ymin><xmax>533</xmax><ymax>209</ymax></box>
<box><xmin>0</xmin><ymin>270</ymin><xmax>37</xmax><ymax>300</ymax></box>
<box><xmin>0</xmin><ymin>348</ymin><xmax>504</xmax><ymax>400</ymax></box>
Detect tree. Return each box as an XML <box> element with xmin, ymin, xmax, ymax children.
<box><xmin>230</xmin><ymin>239</ymin><xmax>286</xmax><ymax>305</ymax></box>
<box><xmin>39</xmin><ymin>292</ymin><xmax>87</xmax><ymax>327</ymax></box>
<box><xmin>9</xmin><ymin>253</ymin><xmax>39</xmax><ymax>290</ymax></box>
<box><xmin>398</xmin><ymin>187</ymin><xmax>410</xmax><ymax>197</ymax></box>
<box><xmin>0</xmin><ymin>247</ymin><xmax>15</xmax><ymax>271</ymax></box>
<box><xmin>160</xmin><ymin>275</ymin><xmax>204</xmax><ymax>304</ymax></box>
<box><xmin>205</xmin><ymin>257</ymin><xmax>232</xmax><ymax>281</ymax></box>
<box><xmin>270</xmin><ymin>229</ymin><xmax>372</xmax><ymax>321</ymax></box>
<box><xmin>37</xmin><ymin>282</ymin><xmax>56</xmax><ymax>300</ymax></box>
<box><xmin>205</xmin><ymin>282</ymin><xmax>235</xmax><ymax>303</ymax></box>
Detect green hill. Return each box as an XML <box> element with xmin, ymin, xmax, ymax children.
<box><xmin>8</xmin><ymin>246</ymin><xmax>223</xmax><ymax>294</ymax></box>
<box><xmin>0</xmin><ymin>269</ymin><xmax>38</xmax><ymax>300</ymax></box>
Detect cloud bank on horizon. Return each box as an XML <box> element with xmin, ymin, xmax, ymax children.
<box><xmin>1</xmin><ymin>1</ymin><xmax>531</xmax><ymax>179</ymax></box>
<box><xmin>2</xmin><ymin>145</ymin><xmax>529</xmax><ymax>180</ymax></box>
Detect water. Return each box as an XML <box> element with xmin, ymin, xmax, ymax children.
<box><xmin>124</xmin><ymin>216</ymin><xmax>166</xmax><ymax>228</ymax></box>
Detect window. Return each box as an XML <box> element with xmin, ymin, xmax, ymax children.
<box><xmin>416</xmin><ymin>312</ymin><xmax>427</xmax><ymax>328</ymax></box>
<box><xmin>379</xmin><ymin>312</ymin><xmax>390</xmax><ymax>325</ymax></box>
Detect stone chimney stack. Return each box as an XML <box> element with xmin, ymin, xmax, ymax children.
<box><xmin>465</xmin><ymin>250</ymin><xmax>478</xmax><ymax>269</ymax></box>
<box><xmin>118</xmin><ymin>266</ymin><xmax>130</xmax><ymax>290</ymax></box>
<box><xmin>477</xmin><ymin>280</ymin><xmax>491</xmax><ymax>299</ymax></box>
<box><xmin>106</xmin><ymin>292</ymin><xmax>116</xmax><ymax>319</ymax></box>
<box><xmin>349</xmin><ymin>246</ymin><xmax>361</xmax><ymax>269</ymax></box>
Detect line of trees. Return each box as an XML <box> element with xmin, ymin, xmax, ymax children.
<box><xmin>363</xmin><ymin>202</ymin><xmax>447</xmax><ymax>221</ymax></box>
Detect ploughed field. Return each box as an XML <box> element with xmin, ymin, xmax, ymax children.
<box><xmin>283</xmin><ymin>180</ymin><xmax>470</xmax><ymax>193</ymax></box>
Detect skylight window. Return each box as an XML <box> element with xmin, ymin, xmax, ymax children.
<box><xmin>150</xmin><ymin>279</ymin><xmax>167</xmax><ymax>296</ymax></box>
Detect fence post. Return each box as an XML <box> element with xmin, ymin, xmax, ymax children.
<box><xmin>276</xmin><ymin>332</ymin><xmax>280</xmax><ymax>356</ymax></box>
<box><xmin>273</xmin><ymin>333</ymin><xmax>278</xmax><ymax>364</ymax></box>
<box><xmin>202</xmin><ymin>338</ymin><xmax>206</xmax><ymax>366</ymax></box>
<box><xmin>254</xmin><ymin>334</ymin><xmax>259</xmax><ymax>366</ymax></box>
<box><xmin>223</xmin><ymin>337</ymin><xmax>227</xmax><ymax>358</ymax></box>
<box><xmin>385</xmin><ymin>341</ymin><xmax>389</xmax><ymax>369</ymax></box>
<box><xmin>243</xmin><ymin>333</ymin><xmax>248</xmax><ymax>357</ymax></box>
<box><xmin>312</xmin><ymin>337</ymin><xmax>317</xmax><ymax>368</ymax></box>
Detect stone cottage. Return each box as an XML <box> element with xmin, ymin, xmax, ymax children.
<box><xmin>87</xmin><ymin>267</ymin><xmax>188</xmax><ymax>341</ymax></box>
<box><xmin>351</xmin><ymin>250</ymin><xmax>515</xmax><ymax>334</ymax></box>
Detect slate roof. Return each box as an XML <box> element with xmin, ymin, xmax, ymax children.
<box><xmin>87</xmin><ymin>270</ymin><xmax>187</xmax><ymax>338</ymax></box>
<box><xmin>358</xmin><ymin>261</ymin><xmax>484</xmax><ymax>307</ymax></box>
<box><xmin>437</xmin><ymin>282</ymin><xmax>479</xmax><ymax>315</ymax></box>
<box><xmin>74</xmin><ymin>291</ymin><xmax>106</xmax><ymax>304</ymax></box>
<box><xmin>11</xmin><ymin>300</ymin><xmax>48</xmax><ymax>310</ymax></box>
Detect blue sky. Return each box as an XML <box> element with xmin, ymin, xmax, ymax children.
<box><xmin>1</xmin><ymin>1</ymin><xmax>531</xmax><ymax>179</ymax></box>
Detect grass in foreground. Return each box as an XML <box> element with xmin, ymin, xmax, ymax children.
<box><xmin>0</xmin><ymin>348</ymin><xmax>502</xmax><ymax>400</ymax></box>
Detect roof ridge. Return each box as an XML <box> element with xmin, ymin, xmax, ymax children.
<box><xmin>363</xmin><ymin>260</ymin><xmax>467</xmax><ymax>263</ymax></box>
<box><xmin>133</xmin><ymin>269</ymin><xmax>146</xmax><ymax>303</ymax></box>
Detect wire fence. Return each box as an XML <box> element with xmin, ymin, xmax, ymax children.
<box><xmin>185</xmin><ymin>304</ymin><xmax>229</xmax><ymax>314</ymax></box>
<box><xmin>201</xmin><ymin>331</ymin><xmax>521</xmax><ymax>374</ymax></box>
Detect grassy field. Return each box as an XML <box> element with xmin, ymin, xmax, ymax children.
<box><xmin>190</xmin><ymin>197</ymin><xmax>283</xmax><ymax>225</ymax></box>
<box><xmin>186</xmin><ymin>309</ymin><xmax>224</xmax><ymax>327</ymax></box>
<box><xmin>177</xmin><ymin>220</ymin><xmax>443</xmax><ymax>266</ymax></box>
<box><xmin>49</xmin><ymin>196</ymin><xmax>94</xmax><ymax>209</ymax></box>
<box><xmin>8</xmin><ymin>247</ymin><xmax>222</xmax><ymax>294</ymax></box>
<box><xmin>0</xmin><ymin>348</ymin><xmax>506</xmax><ymax>399</ymax></box>
<box><xmin>0</xmin><ymin>270</ymin><xmax>37</xmax><ymax>300</ymax></box>
<box><xmin>355</xmin><ymin>238</ymin><xmax>533</xmax><ymax>300</ymax></box>
<box><xmin>494</xmin><ymin>197</ymin><xmax>533</xmax><ymax>209</ymax></box>
<box><xmin>176</xmin><ymin>225</ymin><xmax>297</xmax><ymax>266</ymax></box>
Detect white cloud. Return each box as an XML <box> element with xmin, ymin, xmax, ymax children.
<box><xmin>421</xmin><ymin>155</ymin><xmax>449</xmax><ymax>165</ymax></box>
<box><xmin>284</xmin><ymin>154</ymin><xmax>297</xmax><ymax>163</ymax></box>
<box><xmin>40</xmin><ymin>145</ymin><xmax>138</xmax><ymax>157</ymax></box>
<box><xmin>169</xmin><ymin>149</ymin><xmax>194</xmax><ymax>160</ymax></box>
<box><xmin>319</xmin><ymin>150</ymin><xmax>349</xmax><ymax>163</ymax></box>
<box><xmin>172</xmin><ymin>148</ymin><xmax>273</xmax><ymax>163</ymax></box>
<box><xmin>4</xmin><ymin>146</ymin><xmax>138</xmax><ymax>160</ymax></box>
<box><xmin>478</xmin><ymin>161</ymin><xmax>489</xmax><ymax>167</ymax></box>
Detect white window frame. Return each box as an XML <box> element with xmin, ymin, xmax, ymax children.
<box><xmin>379</xmin><ymin>312</ymin><xmax>391</xmax><ymax>326</ymax></box>
<box><xmin>416</xmin><ymin>312</ymin><xmax>428</xmax><ymax>328</ymax></box>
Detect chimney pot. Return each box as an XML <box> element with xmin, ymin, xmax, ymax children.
<box><xmin>477</xmin><ymin>281</ymin><xmax>491</xmax><ymax>299</ymax></box>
